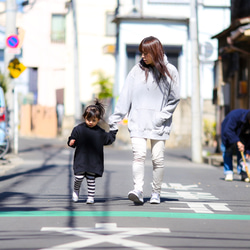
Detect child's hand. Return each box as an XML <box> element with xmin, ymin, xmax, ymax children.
<box><xmin>69</xmin><ymin>139</ymin><xmax>76</xmax><ymax>146</ymax></box>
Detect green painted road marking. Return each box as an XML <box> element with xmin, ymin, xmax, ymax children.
<box><xmin>1</xmin><ymin>211</ymin><xmax>250</xmax><ymax>220</ymax></box>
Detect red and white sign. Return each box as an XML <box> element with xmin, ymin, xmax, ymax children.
<box><xmin>6</xmin><ymin>35</ymin><xmax>19</xmax><ymax>48</ymax></box>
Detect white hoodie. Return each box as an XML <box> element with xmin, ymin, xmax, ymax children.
<box><xmin>109</xmin><ymin>55</ymin><xmax>180</xmax><ymax>140</ymax></box>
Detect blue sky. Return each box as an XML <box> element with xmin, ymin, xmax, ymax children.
<box><xmin>0</xmin><ymin>0</ymin><xmax>27</xmax><ymax>12</ymax></box>
<box><xmin>0</xmin><ymin>0</ymin><xmax>26</xmax><ymax>5</ymax></box>
<box><xmin>0</xmin><ymin>0</ymin><xmax>25</xmax><ymax>2</ymax></box>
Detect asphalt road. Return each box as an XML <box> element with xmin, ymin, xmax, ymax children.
<box><xmin>1</xmin><ymin>136</ymin><xmax>250</xmax><ymax>250</ymax></box>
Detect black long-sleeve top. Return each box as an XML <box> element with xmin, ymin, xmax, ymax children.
<box><xmin>68</xmin><ymin>122</ymin><xmax>117</xmax><ymax>177</ymax></box>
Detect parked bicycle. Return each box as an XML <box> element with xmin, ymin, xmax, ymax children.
<box><xmin>0</xmin><ymin>126</ymin><xmax>9</xmax><ymax>159</ymax></box>
<box><xmin>0</xmin><ymin>86</ymin><xmax>9</xmax><ymax>159</ymax></box>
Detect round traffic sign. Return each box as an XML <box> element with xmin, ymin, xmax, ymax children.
<box><xmin>6</xmin><ymin>35</ymin><xmax>19</xmax><ymax>48</ymax></box>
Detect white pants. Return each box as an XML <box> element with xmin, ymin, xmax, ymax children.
<box><xmin>131</xmin><ymin>137</ymin><xmax>165</xmax><ymax>194</ymax></box>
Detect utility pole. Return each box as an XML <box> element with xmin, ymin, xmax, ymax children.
<box><xmin>190</xmin><ymin>0</ymin><xmax>202</xmax><ymax>163</ymax></box>
<box><xmin>4</xmin><ymin>0</ymin><xmax>17</xmax><ymax>153</ymax></box>
<box><xmin>71</xmin><ymin>0</ymin><xmax>81</xmax><ymax>123</ymax></box>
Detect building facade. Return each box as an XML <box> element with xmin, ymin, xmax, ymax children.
<box><xmin>5</xmin><ymin>0</ymin><xmax>117</xmax><ymax>136</ymax></box>
<box><xmin>1</xmin><ymin>0</ymin><xmax>231</xmax><ymax>146</ymax></box>
<box><xmin>112</xmin><ymin>0</ymin><xmax>230</xmax><ymax>146</ymax></box>
<box><xmin>212</xmin><ymin>0</ymin><xmax>250</xmax><ymax>148</ymax></box>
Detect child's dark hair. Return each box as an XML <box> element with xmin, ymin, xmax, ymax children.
<box><xmin>83</xmin><ymin>99</ymin><xmax>105</xmax><ymax>120</ymax></box>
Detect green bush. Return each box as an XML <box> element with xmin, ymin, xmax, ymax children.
<box><xmin>92</xmin><ymin>70</ymin><xmax>113</xmax><ymax>99</ymax></box>
<box><xmin>203</xmin><ymin>119</ymin><xmax>216</xmax><ymax>143</ymax></box>
<box><xmin>0</xmin><ymin>71</ymin><xmax>7</xmax><ymax>93</ymax></box>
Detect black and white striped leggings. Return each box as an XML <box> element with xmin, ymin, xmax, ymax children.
<box><xmin>74</xmin><ymin>174</ymin><xmax>95</xmax><ymax>198</ymax></box>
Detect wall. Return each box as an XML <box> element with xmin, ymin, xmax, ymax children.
<box><xmin>114</xmin><ymin>97</ymin><xmax>216</xmax><ymax>148</ymax></box>
<box><xmin>18</xmin><ymin>0</ymin><xmax>68</xmax><ymax>107</ymax></box>
<box><xmin>20</xmin><ymin>104</ymin><xmax>57</xmax><ymax>138</ymax></box>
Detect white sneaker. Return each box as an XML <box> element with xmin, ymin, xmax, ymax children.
<box><xmin>128</xmin><ymin>190</ymin><xmax>144</xmax><ymax>204</ymax></box>
<box><xmin>72</xmin><ymin>190</ymin><xmax>79</xmax><ymax>202</ymax></box>
<box><xmin>244</xmin><ymin>178</ymin><xmax>250</xmax><ymax>183</ymax></box>
<box><xmin>86</xmin><ymin>197</ymin><xmax>94</xmax><ymax>204</ymax></box>
<box><xmin>150</xmin><ymin>193</ymin><xmax>160</xmax><ymax>204</ymax></box>
<box><xmin>225</xmin><ymin>173</ymin><xmax>233</xmax><ymax>181</ymax></box>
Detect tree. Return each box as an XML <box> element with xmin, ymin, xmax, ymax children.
<box><xmin>0</xmin><ymin>71</ymin><xmax>7</xmax><ymax>93</ymax></box>
<box><xmin>92</xmin><ymin>70</ymin><xmax>113</xmax><ymax>99</ymax></box>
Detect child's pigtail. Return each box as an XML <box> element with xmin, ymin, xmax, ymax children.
<box><xmin>94</xmin><ymin>99</ymin><xmax>105</xmax><ymax>120</ymax></box>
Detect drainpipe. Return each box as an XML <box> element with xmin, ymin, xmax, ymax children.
<box><xmin>190</xmin><ymin>0</ymin><xmax>202</xmax><ymax>163</ymax></box>
<box><xmin>71</xmin><ymin>0</ymin><xmax>81</xmax><ymax>123</ymax></box>
<box><xmin>113</xmin><ymin>0</ymin><xmax>120</xmax><ymax>112</ymax></box>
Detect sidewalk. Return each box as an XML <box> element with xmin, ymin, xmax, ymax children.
<box><xmin>0</xmin><ymin>136</ymin><xmax>65</xmax><ymax>176</ymax></box>
<box><xmin>0</xmin><ymin>153</ymin><xmax>24</xmax><ymax>176</ymax></box>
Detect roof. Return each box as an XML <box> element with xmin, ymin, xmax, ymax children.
<box><xmin>212</xmin><ymin>16</ymin><xmax>250</xmax><ymax>39</ymax></box>
<box><xmin>113</xmin><ymin>14</ymin><xmax>189</xmax><ymax>24</ymax></box>
<box><xmin>212</xmin><ymin>16</ymin><xmax>250</xmax><ymax>55</ymax></box>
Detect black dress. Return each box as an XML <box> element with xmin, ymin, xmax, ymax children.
<box><xmin>68</xmin><ymin>122</ymin><xmax>117</xmax><ymax>177</ymax></box>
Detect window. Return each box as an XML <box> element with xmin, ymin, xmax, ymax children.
<box><xmin>51</xmin><ymin>14</ymin><xmax>66</xmax><ymax>43</ymax></box>
<box><xmin>0</xmin><ymin>49</ymin><xmax>4</xmax><ymax>61</ymax></box>
<box><xmin>126</xmin><ymin>45</ymin><xmax>141</xmax><ymax>74</ymax></box>
<box><xmin>106</xmin><ymin>12</ymin><xmax>116</xmax><ymax>37</ymax></box>
<box><xmin>29</xmin><ymin>67</ymin><xmax>38</xmax><ymax>104</ymax></box>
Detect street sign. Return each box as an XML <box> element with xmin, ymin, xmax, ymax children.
<box><xmin>6</xmin><ymin>35</ymin><xmax>19</xmax><ymax>48</ymax></box>
<box><xmin>8</xmin><ymin>58</ymin><xmax>26</xmax><ymax>78</ymax></box>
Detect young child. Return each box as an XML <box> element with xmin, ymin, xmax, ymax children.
<box><xmin>68</xmin><ymin>99</ymin><xmax>117</xmax><ymax>204</ymax></box>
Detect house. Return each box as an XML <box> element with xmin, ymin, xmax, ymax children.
<box><xmin>212</xmin><ymin>0</ymin><xmax>250</xmax><ymax>148</ymax></box>
<box><xmin>4</xmin><ymin>0</ymin><xmax>117</xmax><ymax>137</ymax></box>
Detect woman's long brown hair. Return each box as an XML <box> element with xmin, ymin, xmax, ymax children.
<box><xmin>139</xmin><ymin>36</ymin><xmax>171</xmax><ymax>84</ymax></box>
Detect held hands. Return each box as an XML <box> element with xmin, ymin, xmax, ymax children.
<box><xmin>237</xmin><ymin>141</ymin><xmax>245</xmax><ymax>152</ymax></box>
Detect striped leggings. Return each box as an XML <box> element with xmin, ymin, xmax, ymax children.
<box><xmin>74</xmin><ymin>174</ymin><xmax>95</xmax><ymax>198</ymax></box>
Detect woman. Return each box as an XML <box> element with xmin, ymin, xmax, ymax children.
<box><xmin>109</xmin><ymin>36</ymin><xmax>180</xmax><ymax>204</ymax></box>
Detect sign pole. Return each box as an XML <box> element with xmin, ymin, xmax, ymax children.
<box><xmin>13</xmin><ymin>83</ymin><xmax>18</xmax><ymax>154</ymax></box>
<box><xmin>5</xmin><ymin>0</ymin><xmax>17</xmax><ymax>153</ymax></box>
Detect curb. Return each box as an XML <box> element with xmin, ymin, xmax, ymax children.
<box><xmin>0</xmin><ymin>154</ymin><xmax>24</xmax><ymax>176</ymax></box>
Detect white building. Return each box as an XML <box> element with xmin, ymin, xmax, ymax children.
<box><xmin>114</xmin><ymin>0</ymin><xmax>230</xmax><ymax>98</ymax></box>
<box><xmin>4</xmin><ymin>0</ymin><xmax>117</xmax><ymax>135</ymax></box>
<box><xmin>18</xmin><ymin>0</ymin><xmax>116</xmax><ymax>111</ymax></box>
<box><xmin>112</xmin><ymin>0</ymin><xmax>231</xmax><ymax>146</ymax></box>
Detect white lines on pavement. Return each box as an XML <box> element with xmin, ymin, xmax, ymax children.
<box><xmin>160</xmin><ymin>183</ymin><xmax>232</xmax><ymax>213</ymax></box>
<box><xmin>40</xmin><ymin>223</ymin><xmax>171</xmax><ymax>250</ymax></box>
<box><xmin>161</xmin><ymin>191</ymin><xmax>219</xmax><ymax>200</ymax></box>
<box><xmin>167</xmin><ymin>202</ymin><xmax>231</xmax><ymax>213</ymax></box>
<box><xmin>162</xmin><ymin>183</ymin><xmax>202</xmax><ymax>190</ymax></box>
<box><xmin>161</xmin><ymin>182</ymin><xmax>218</xmax><ymax>200</ymax></box>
